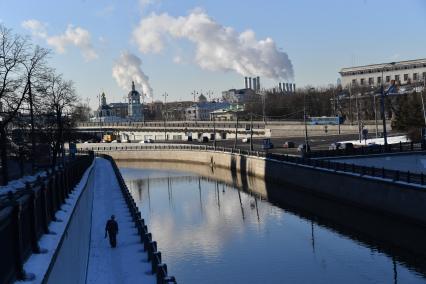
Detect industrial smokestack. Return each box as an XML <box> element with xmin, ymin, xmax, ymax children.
<box><xmin>279</xmin><ymin>83</ymin><xmax>282</xmax><ymax>92</ymax></box>
<box><xmin>289</xmin><ymin>83</ymin><xmax>293</xmax><ymax>93</ymax></box>
<box><xmin>293</xmin><ymin>83</ymin><xmax>296</xmax><ymax>93</ymax></box>
<box><xmin>285</xmin><ymin>83</ymin><xmax>289</xmax><ymax>93</ymax></box>
<box><xmin>256</xmin><ymin>76</ymin><xmax>260</xmax><ymax>91</ymax></box>
<box><xmin>253</xmin><ymin>77</ymin><xmax>257</xmax><ymax>91</ymax></box>
<box><xmin>245</xmin><ymin>77</ymin><xmax>248</xmax><ymax>89</ymax></box>
<box><xmin>249</xmin><ymin>77</ymin><xmax>252</xmax><ymax>89</ymax></box>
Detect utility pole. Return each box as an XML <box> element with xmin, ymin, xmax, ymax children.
<box><xmin>234</xmin><ymin>116</ymin><xmax>238</xmax><ymax>149</ymax></box>
<box><xmin>304</xmin><ymin>90</ymin><xmax>310</xmax><ymax>149</ymax></box>
<box><xmin>213</xmin><ymin>115</ymin><xmax>216</xmax><ymax>150</ymax></box>
<box><xmin>163</xmin><ymin>92</ymin><xmax>168</xmax><ymax>140</ymax></box>
<box><xmin>356</xmin><ymin>93</ymin><xmax>361</xmax><ymax>143</ymax></box>
<box><xmin>250</xmin><ymin>113</ymin><xmax>254</xmax><ymax>151</ymax></box>
<box><xmin>372</xmin><ymin>94</ymin><xmax>378</xmax><ymax>138</ymax></box>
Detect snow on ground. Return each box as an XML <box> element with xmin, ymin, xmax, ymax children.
<box><xmin>339</xmin><ymin>135</ymin><xmax>409</xmax><ymax>146</ymax></box>
<box><xmin>17</xmin><ymin>161</ymin><xmax>95</xmax><ymax>283</ymax></box>
<box><xmin>86</xmin><ymin>158</ymin><xmax>155</xmax><ymax>284</ymax></box>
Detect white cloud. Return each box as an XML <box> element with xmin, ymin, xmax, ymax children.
<box><xmin>22</xmin><ymin>19</ymin><xmax>98</xmax><ymax>61</ymax></box>
<box><xmin>112</xmin><ymin>51</ymin><xmax>153</xmax><ymax>98</ymax></box>
<box><xmin>132</xmin><ymin>10</ymin><xmax>294</xmax><ymax>80</ymax></box>
<box><xmin>173</xmin><ymin>55</ymin><xmax>183</xmax><ymax>64</ymax></box>
<box><xmin>22</xmin><ymin>19</ymin><xmax>48</xmax><ymax>38</ymax></box>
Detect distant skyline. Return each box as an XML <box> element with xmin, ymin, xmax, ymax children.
<box><xmin>1</xmin><ymin>0</ymin><xmax>425</xmax><ymax>109</ymax></box>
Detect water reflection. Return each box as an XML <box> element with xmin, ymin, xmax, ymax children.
<box><xmin>119</xmin><ymin>164</ymin><xmax>426</xmax><ymax>284</ymax></box>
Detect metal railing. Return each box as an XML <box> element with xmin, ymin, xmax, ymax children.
<box><xmin>306</xmin><ymin>141</ymin><xmax>424</xmax><ymax>158</ymax></box>
<box><xmin>82</xmin><ymin>144</ymin><xmax>426</xmax><ymax>187</ymax></box>
<box><xmin>0</xmin><ymin>153</ymin><xmax>94</xmax><ymax>283</ymax></box>
<box><xmin>99</xmin><ymin>154</ymin><xmax>177</xmax><ymax>284</ymax></box>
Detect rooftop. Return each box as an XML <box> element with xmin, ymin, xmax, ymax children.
<box><xmin>340</xmin><ymin>58</ymin><xmax>426</xmax><ymax>75</ymax></box>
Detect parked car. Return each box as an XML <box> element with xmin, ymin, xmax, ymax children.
<box><xmin>297</xmin><ymin>143</ymin><xmax>311</xmax><ymax>152</ymax></box>
<box><xmin>262</xmin><ymin>138</ymin><xmax>274</xmax><ymax>150</ymax></box>
<box><xmin>283</xmin><ymin>141</ymin><xmax>295</xmax><ymax>148</ymax></box>
<box><xmin>242</xmin><ymin>137</ymin><xmax>251</xmax><ymax>143</ymax></box>
<box><xmin>111</xmin><ymin>140</ymin><xmax>118</xmax><ymax>143</ymax></box>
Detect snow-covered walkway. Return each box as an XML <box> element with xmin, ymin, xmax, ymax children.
<box><xmin>86</xmin><ymin>158</ymin><xmax>155</xmax><ymax>284</ymax></box>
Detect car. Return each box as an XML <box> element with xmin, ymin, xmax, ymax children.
<box><xmin>111</xmin><ymin>140</ymin><xmax>119</xmax><ymax>143</ymax></box>
<box><xmin>201</xmin><ymin>136</ymin><xmax>209</xmax><ymax>143</ymax></box>
<box><xmin>297</xmin><ymin>143</ymin><xmax>311</xmax><ymax>152</ymax></box>
<box><xmin>140</xmin><ymin>138</ymin><xmax>154</xmax><ymax>143</ymax></box>
<box><xmin>341</xmin><ymin>142</ymin><xmax>354</xmax><ymax>150</ymax></box>
<box><xmin>242</xmin><ymin>137</ymin><xmax>251</xmax><ymax>143</ymax></box>
<box><xmin>329</xmin><ymin>142</ymin><xmax>341</xmax><ymax>150</ymax></box>
<box><xmin>283</xmin><ymin>141</ymin><xmax>295</xmax><ymax>148</ymax></box>
<box><xmin>261</xmin><ymin>138</ymin><xmax>274</xmax><ymax>150</ymax></box>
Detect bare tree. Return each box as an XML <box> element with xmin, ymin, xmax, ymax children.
<box><xmin>0</xmin><ymin>25</ymin><xmax>30</xmax><ymax>185</ymax></box>
<box><xmin>22</xmin><ymin>46</ymin><xmax>50</xmax><ymax>172</ymax></box>
<box><xmin>39</xmin><ymin>71</ymin><xmax>77</xmax><ymax>170</ymax></box>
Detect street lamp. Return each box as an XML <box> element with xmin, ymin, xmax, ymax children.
<box><xmin>163</xmin><ymin>92</ymin><xmax>168</xmax><ymax>140</ymax></box>
<box><xmin>380</xmin><ymin>62</ymin><xmax>395</xmax><ymax>148</ymax></box>
<box><xmin>304</xmin><ymin>88</ymin><xmax>314</xmax><ymax>151</ymax></box>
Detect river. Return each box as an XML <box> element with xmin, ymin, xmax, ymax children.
<box><xmin>119</xmin><ymin>161</ymin><xmax>426</xmax><ymax>284</ymax></box>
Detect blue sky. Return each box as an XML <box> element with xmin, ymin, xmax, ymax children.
<box><xmin>1</xmin><ymin>0</ymin><xmax>425</xmax><ymax>109</ymax></box>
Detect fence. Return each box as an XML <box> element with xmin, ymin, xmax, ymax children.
<box><xmin>0</xmin><ymin>153</ymin><xmax>94</xmax><ymax>284</ymax></box>
<box><xmin>82</xmin><ymin>144</ymin><xmax>426</xmax><ymax>187</ymax></box>
<box><xmin>98</xmin><ymin>154</ymin><xmax>177</xmax><ymax>284</ymax></box>
<box><xmin>306</xmin><ymin>141</ymin><xmax>424</xmax><ymax>158</ymax></box>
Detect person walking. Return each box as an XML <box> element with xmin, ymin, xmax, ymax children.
<box><xmin>105</xmin><ymin>215</ymin><xmax>119</xmax><ymax>248</ymax></box>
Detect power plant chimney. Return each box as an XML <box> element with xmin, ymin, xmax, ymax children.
<box><xmin>279</xmin><ymin>83</ymin><xmax>282</xmax><ymax>92</ymax></box>
<box><xmin>249</xmin><ymin>77</ymin><xmax>252</xmax><ymax>89</ymax></box>
<box><xmin>285</xmin><ymin>83</ymin><xmax>289</xmax><ymax>93</ymax></box>
<box><xmin>244</xmin><ymin>77</ymin><xmax>248</xmax><ymax>89</ymax></box>
<box><xmin>293</xmin><ymin>83</ymin><xmax>296</xmax><ymax>93</ymax></box>
<box><xmin>253</xmin><ymin>77</ymin><xmax>257</xmax><ymax>91</ymax></box>
<box><xmin>256</xmin><ymin>76</ymin><xmax>260</xmax><ymax>91</ymax></box>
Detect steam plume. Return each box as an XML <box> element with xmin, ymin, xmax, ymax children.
<box><xmin>112</xmin><ymin>51</ymin><xmax>153</xmax><ymax>98</ymax></box>
<box><xmin>133</xmin><ymin>10</ymin><xmax>294</xmax><ymax>80</ymax></box>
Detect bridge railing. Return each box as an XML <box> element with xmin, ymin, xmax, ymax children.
<box><xmin>99</xmin><ymin>154</ymin><xmax>177</xmax><ymax>284</ymax></box>
<box><xmin>0</xmin><ymin>153</ymin><xmax>94</xmax><ymax>284</ymax></box>
<box><xmin>82</xmin><ymin>144</ymin><xmax>426</xmax><ymax>187</ymax></box>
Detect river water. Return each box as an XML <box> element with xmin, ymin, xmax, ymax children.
<box><xmin>119</xmin><ymin>162</ymin><xmax>426</xmax><ymax>284</ymax></box>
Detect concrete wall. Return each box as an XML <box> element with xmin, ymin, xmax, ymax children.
<box><xmin>44</xmin><ymin>166</ymin><xmax>95</xmax><ymax>284</ymax></box>
<box><xmin>103</xmin><ymin>149</ymin><xmax>426</xmax><ymax>226</ymax></box>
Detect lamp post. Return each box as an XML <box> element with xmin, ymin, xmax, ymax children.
<box><xmin>380</xmin><ymin>62</ymin><xmax>395</xmax><ymax>148</ymax></box>
<box><xmin>163</xmin><ymin>92</ymin><xmax>168</xmax><ymax>140</ymax></box>
<box><xmin>304</xmin><ymin>88</ymin><xmax>314</xmax><ymax>150</ymax></box>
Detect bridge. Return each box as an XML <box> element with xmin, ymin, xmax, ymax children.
<box><xmin>74</xmin><ymin>120</ymin><xmax>390</xmax><ymax>141</ymax></box>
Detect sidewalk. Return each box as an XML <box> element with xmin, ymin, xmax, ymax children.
<box><xmin>86</xmin><ymin>158</ymin><xmax>155</xmax><ymax>284</ymax></box>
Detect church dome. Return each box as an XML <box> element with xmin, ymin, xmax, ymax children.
<box><xmin>128</xmin><ymin>81</ymin><xmax>141</xmax><ymax>98</ymax></box>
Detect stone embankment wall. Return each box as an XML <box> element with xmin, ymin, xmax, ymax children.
<box><xmin>104</xmin><ymin>149</ymin><xmax>426</xmax><ymax>226</ymax></box>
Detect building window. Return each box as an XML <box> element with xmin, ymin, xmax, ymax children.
<box><xmin>413</xmin><ymin>73</ymin><xmax>418</xmax><ymax>81</ymax></box>
<box><xmin>386</xmin><ymin>76</ymin><xmax>390</xmax><ymax>83</ymax></box>
<box><xmin>360</xmin><ymin>78</ymin><xmax>365</xmax><ymax>85</ymax></box>
<box><xmin>404</xmin><ymin>74</ymin><xmax>409</xmax><ymax>81</ymax></box>
<box><xmin>395</xmin><ymin>75</ymin><xmax>400</xmax><ymax>82</ymax></box>
<box><xmin>368</xmin><ymin>77</ymin><xmax>374</xmax><ymax>85</ymax></box>
<box><xmin>377</xmin><ymin>77</ymin><xmax>381</xmax><ymax>84</ymax></box>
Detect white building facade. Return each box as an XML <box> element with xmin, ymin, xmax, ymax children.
<box><xmin>339</xmin><ymin>58</ymin><xmax>426</xmax><ymax>88</ymax></box>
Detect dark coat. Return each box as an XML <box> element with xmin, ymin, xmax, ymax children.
<box><xmin>105</xmin><ymin>219</ymin><xmax>118</xmax><ymax>235</ymax></box>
